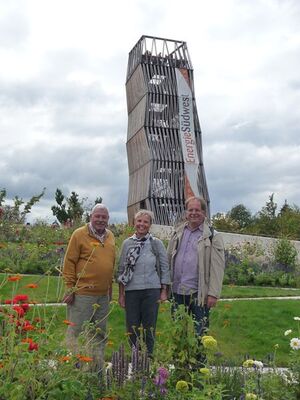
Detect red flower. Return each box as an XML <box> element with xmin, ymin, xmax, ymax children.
<box><xmin>4</xmin><ymin>299</ymin><xmax>13</xmax><ymax>304</ymax></box>
<box><xmin>28</xmin><ymin>341</ymin><xmax>38</xmax><ymax>351</ymax></box>
<box><xmin>23</xmin><ymin>323</ymin><xmax>35</xmax><ymax>331</ymax></box>
<box><xmin>13</xmin><ymin>294</ymin><xmax>29</xmax><ymax>303</ymax></box>
<box><xmin>21</xmin><ymin>303</ymin><xmax>30</xmax><ymax>313</ymax></box>
<box><xmin>8</xmin><ymin>276</ymin><xmax>21</xmax><ymax>282</ymax></box>
<box><xmin>13</xmin><ymin>305</ymin><xmax>25</xmax><ymax>318</ymax></box>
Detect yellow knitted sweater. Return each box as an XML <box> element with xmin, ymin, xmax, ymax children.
<box><xmin>63</xmin><ymin>225</ymin><xmax>115</xmax><ymax>296</ymax></box>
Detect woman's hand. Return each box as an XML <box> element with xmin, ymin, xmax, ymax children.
<box><xmin>118</xmin><ymin>293</ymin><xmax>126</xmax><ymax>308</ymax></box>
<box><xmin>159</xmin><ymin>287</ymin><xmax>168</xmax><ymax>302</ymax></box>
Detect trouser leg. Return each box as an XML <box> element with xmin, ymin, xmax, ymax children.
<box><xmin>172</xmin><ymin>293</ymin><xmax>209</xmax><ymax>336</ymax></box>
<box><xmin>66</xmin><ymin>294</ymin><xmax>109</xmax><ymax>372</ymax></box>
<box><xmin>125</xmin><ymin>290</ymin><xmax>142</xmax><ymax>349</ymax></box>
<box><xmin>140</xmin><ymin>289</ymin><xmax>160</xmax><ymax>355</ymax></box>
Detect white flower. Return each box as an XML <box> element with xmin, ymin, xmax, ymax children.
<box><xmin>290</xmin><ymin>337</ymin><xmax>300</xmax><ymax>350</ymax></box>
<box><xmin>253</xmin><ymin>360</ymin><xmax>263</xmax><ymax>368</ymax></box>
<box><xmin>284</xmin><ymin>329</ymin><xmax>292</xmax><ymax>336</ymax></box>
<box><xmin>294</xmin><ymin>317</ymin><xmax>300</xmax><ymax>321</ymax></box>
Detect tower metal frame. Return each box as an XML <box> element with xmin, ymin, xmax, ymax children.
<box><xmin>126</xmin><ymin>35</ymin><xmax>210</xmax><ymax>225</ymax></box>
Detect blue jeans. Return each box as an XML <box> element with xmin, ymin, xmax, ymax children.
<box><xmin>172</xmin><ymin>292</ymin><xmax>210</xmax><ymax>336</ymax></box>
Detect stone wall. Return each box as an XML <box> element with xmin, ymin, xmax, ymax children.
<box><xmin>150</xmin><ymin>224</ymin><xmax>300</xmax><ymax>262</ymax></box>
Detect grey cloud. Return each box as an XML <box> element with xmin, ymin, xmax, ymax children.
<box><xmin>0</xmin><ymin>139</ymin><xmax>128</xmax><ymax>202</ymax></box>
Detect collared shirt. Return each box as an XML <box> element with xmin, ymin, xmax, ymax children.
<box><xmin>172</xmin><ymin>225</ymin><xmax>203</xmax><ymax>295</ymax></box>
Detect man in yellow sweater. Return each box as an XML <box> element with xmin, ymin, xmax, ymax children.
<box><xmin>62</xmin><ymin>203</ymin><xmax>115</xmax><ymax>372</ymax></box>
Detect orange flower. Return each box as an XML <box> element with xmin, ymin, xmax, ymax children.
<box><xmin>21</xmin><ymin>338</ymin><xmax>33</xmax><ymax>344</ymax></box>
<box><xmin>8</xmin><ymin>275</ymin><xmax>21</xmax><ymax>282</ymax></box>
<box><xmin>0</xmin><ymin>363</ymin><xmax>4</xmax><ymax>369</ymax></box>
<box><xmin>23</xmin><ymin>324</ymin><xmax>35</xmax><ymax>332</ymax></box>
<box><xmin>60</xmin><ymin>356</ymin><xmax>71</xmax><ymax>362</ymax></box>
<box><xmin>76</xmin><ymin>354</ymin><xmax>93</xmax><ymax>362</ymax></box>
<box><xmin>25</xmin><ymin>283</ymin><xmax>38</xmax><ymax>289</ymax></box>
<box><xmin>63</xmin><ymin>319</ymin><xmax>76</xmax><ymax>326</ymax></box>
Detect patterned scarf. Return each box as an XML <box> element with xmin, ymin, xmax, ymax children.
<box><xmin>88</xmin><ymin>222</ymin><xmax>107</xmax><ymax>246</ymax></box>
<box><xmin>118</xmin><ymin>233</ymin><xmax>150</xmax><ymax>286</ymax></box>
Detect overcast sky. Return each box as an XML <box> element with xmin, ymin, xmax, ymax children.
<box><xmin>1</xmin><ymin>0</ymin><xmax>299</xmax><ymax>223</ymax></box>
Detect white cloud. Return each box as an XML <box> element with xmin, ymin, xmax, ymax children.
<box><xmin>0</xmin><ymin>0</ymin><xmax>300</xmax><ymax>223</ymax></box>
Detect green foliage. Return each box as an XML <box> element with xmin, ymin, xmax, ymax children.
<box><xmin>212</xmin><ymin>194</ymin><xmax>300</xmax><ymax>240</ymax></box>
<box><xmin>228</xmin><ymin>203</ymin><xmax>252</xmax><ymax>229</ymax></box>
<box><xmin>272</xmin><ymin>237</ymin><xmax>298</xmax><ymax>271</ymax></box>
<box><xmin>0</xmin><ymin>188</ymin><xmax>45</xmax><ymax>224</ymax></box>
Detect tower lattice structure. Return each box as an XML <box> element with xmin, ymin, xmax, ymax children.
<box><xmin>126</xmin><ymin>35</ymin><xmax>210</xmax><ymax>225</ymax></box>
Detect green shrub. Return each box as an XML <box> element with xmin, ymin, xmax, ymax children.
<box><xmin>272</xmin><ymin>237</ymin><xmax>298</xmax><ymax>272</ymax></box>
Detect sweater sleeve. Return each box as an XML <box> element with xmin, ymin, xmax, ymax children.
<box><xmin>156</xmin><ymin>239</ymin><xmax>171</xmax><ymax>285</ymax></box>
<box><xmin>63</xmin><ymin>231</ymin><xmax>80</xmax><ymax>289</ymax></box>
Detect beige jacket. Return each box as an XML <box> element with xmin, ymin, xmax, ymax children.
<box><xmin>167</xmin><ymin>220</ymin><xmax>225</xmax><ymax>306</ymax></box>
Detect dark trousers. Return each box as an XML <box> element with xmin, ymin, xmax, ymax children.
<box><xmin>125</xmin><ymin>289</ymin><xmax>160</xmax><ymax>355</ymax></box>
<box><xmin>172</xmin><ymin>292</ymin><xmax>210</xmax><ymax>336</ymax></box>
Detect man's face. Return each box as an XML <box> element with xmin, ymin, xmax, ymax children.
<box><xmin>90</xmin><ymin>208</ymin><xmax>109</xmax><ymax>233</ymax></box>
<box><xmin>186</xmin><ymin>199</ymin><xmax>205</xmax><ymax>228</ymax></box>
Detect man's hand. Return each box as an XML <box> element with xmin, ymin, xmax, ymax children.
<box><xmin>207</xmin><ymin>295</ymin><xmax>218</xmax><ymax>308</ymax></box>
<box><xmin>118</xmin><ymin>293</ymin><xmax>125</xmax><ymax>308</ymax></box>
<box><xmin>63</xmin><ymin>292</ymin><xmax>75</xmax><ymax>305</ymax></box>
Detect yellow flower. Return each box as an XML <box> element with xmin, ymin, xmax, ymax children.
<box><xmin>199</xmin><ymin>367</ymin><xmax>211</xmax><ymax>377</ymax></box>
<box><xmin>175</xmin><ymin>380</ymin><xmax>189</xmax><ymax>392</ymax></box>
<box><xmin>91</xmin><ymin>242</ymin><xmax>100</xmax><ymax>247</ymax></box>
<box><xmin>106</xmin><ymin>340</ymin><xmax>114</xmax><ymax>347</ymax></box>
<box><xmin>243</xmin><ymin>359</ymin><xmax>254</xmax><ymax>368</ymax></box>
<box><xmin>245</xmin><ymin>394</ymin><xmax>257</xmax><ymax>400</ymax></box>
<box><xmin>201</xmin><ymin>336</ymin><xmax>217</xmax><ymax>350</ymax></box>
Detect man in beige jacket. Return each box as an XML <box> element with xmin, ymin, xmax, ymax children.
<box><xmin>167</xmin><ymin>196</ymin><xmax>225</xmax><ymax>336</ymax></box>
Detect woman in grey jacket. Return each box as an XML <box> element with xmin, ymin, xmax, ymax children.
<box><xmin>118</xmin><ymin>209</ymin><xmax>170</xmax><ymax>355</ymax></box>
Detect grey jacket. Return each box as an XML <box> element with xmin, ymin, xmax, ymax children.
<box><xmin>118</xmin><ymin>237</ymin><xmax>170</xmax><ymax>291</ymax></box>
<box><xmin>167</xmin><ymin>220</ymin><xmax>225</xmax><ymax>306</ymax></box>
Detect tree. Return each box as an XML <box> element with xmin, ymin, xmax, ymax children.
<box><xmin>51</xmin><ymin>189</ymin><xmax>69</xmax><ymax>224</ymax></box>
<box><xmin>259</xmin><ymin>193</ymin><xmax>277</xmax><ymax>219</ymax></box>
<box><xmin>51</xmin><ymin>189</ymin><xmax>100</xmax><ymax>224</ymax></box>
<box><xmin>228</xmin><ymin>204</ymin><xmax>252</xmax><ymax>229</ymax></box>
<box><xmin>0</xmin><ymin>188</ymin><xmax>45</xmax><ymax>223</ymax></box>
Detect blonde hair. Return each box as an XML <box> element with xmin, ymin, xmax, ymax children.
<box><xmin>134</xmin><ymin>209</ymin><xmax>154</xmax><ymax>224</ymax></box>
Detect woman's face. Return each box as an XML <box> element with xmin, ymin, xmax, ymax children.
<box><xmin>134</xmin><ymin>214</ymin><xmax>151</xmax><ymax>238</ymax></box>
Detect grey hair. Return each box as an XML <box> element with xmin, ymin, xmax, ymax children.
<box><xmin>134</xmin><ymin>209</ymin><xmax>154</xmax><ymax>224</ymax></box>
<box><xmin>185</xmin><ymin>196</ymin><xmax>207</xmax><ymax>214</ymax></box>
<box><xmin>91</xmin><ymin>203</ymin><xmax>109</xmax><ymax>215</ymax></box>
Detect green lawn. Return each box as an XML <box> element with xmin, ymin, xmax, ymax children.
<box><xmin>1</xmin><ymin>273</ymin><xmax>300</xmax><ymax>303</ymax></box>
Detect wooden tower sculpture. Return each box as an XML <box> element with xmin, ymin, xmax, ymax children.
<box><xmin>126</xmin><ymin>35</ymin><xmax>210</xmax><ymax>225</ymax></box>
